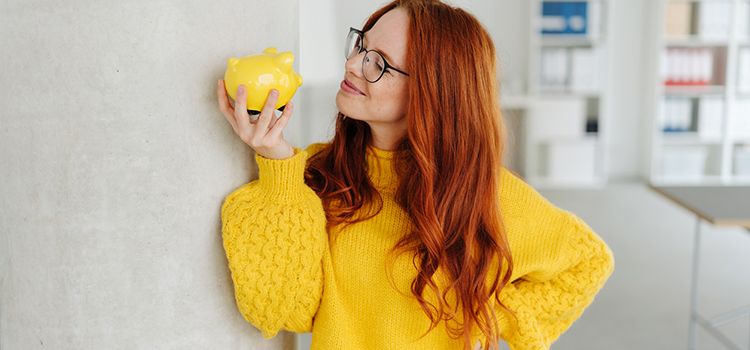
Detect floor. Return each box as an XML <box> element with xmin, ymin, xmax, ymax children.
<box><xmin>297</xmin><ymin>181</ymin><xmax>750</xmax><ymax>349</ymax></box>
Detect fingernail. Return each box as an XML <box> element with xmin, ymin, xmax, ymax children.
<box><xmin>238</xmin><ymin>85</ymin><xmax>244</xmax><ymax>93</ymax></box>
<box><xmin>271</xmin><ymin>89</ymin><xmax>279</xmax><ymax>97</ymax></box>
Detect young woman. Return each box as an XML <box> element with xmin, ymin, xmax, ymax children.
<box><xmin>217</xmin><ymin>1</ymin><xmax>615</xmax><ymax>349</ymax></box>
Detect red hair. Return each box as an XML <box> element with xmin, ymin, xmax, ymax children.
<box><xmin>304</xmin><ymin>1</ymin><xmax>518</xmax><ymax>349</ymax></box>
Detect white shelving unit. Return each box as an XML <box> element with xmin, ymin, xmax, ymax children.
<box><xmin>643</xmin><ymin>0</ymin><xmax>750</xmax><ymax>185</ymax></box>
<box><xmin>523</xmin><ymin>0</ymin><xmax>612</xmax><ymax>189</ymax></box>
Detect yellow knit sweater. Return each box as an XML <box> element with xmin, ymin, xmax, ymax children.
<box><xmin>221</xmin><ymin>142</ymin><xmax>615</xmax><ymax>350</ymax></box>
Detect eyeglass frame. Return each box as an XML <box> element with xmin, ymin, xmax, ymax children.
<box><xmin>346</xmin><ymin>27</ymin><xmax>410</xmax><ymax>83</ymax></box>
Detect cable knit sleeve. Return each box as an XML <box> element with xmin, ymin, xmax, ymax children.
<box><xmin>220</xmin><ymin>143</ymin><xmax>329</xmax><ymax>339</ymax></box>
<box><xmin>494</xmin><ymin>168</ymin><xmax>615</xmax><ymax>350</ymax></box>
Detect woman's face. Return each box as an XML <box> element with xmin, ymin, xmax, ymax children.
<box><xmin>335</xmin><ymin>7</ymin><xmax>410</xmax><ymax>125</ymax></box>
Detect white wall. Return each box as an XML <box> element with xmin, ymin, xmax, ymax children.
<box><xmin>0</xmin><ymin>1</ymin><xmax>300</xmax><ymax>349</ymax></box>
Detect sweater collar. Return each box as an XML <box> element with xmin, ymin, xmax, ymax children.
<box><xmin>365</xmin><ymin>145</ymin><xmax>406</xmax><ymax>193</ymax></box>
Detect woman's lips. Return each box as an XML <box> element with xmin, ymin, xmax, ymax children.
<box><xmin>341</xmin><ymin>79</ymin><xmax>365</xmax><ymax>95</ymax></box>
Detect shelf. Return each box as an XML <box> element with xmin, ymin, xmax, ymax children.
<box><xmin>663</xmin><ymin>37</ymin><xmax>730</xmax><ymax>47</ymax></box>
<box><xmin>651</xmin><ymin>175</ymin><xmax>750</xmax><ymax>185</ymax></box>
<box><xmin>649</xmin><ymin>175</ymin><xmax>736</xmax><ymax>186</ymax></box>
<box><xmin>539</xmin><ymin>35</ymin><xmax>602</xmax><ymax>47</ymax></box>
<box><xmin>539</xmin><ymin>0</ymin><xmax>601</xmax><ymax>3</ymax></box>
<box><xmin>661</xmin><ymin>133</ymin><xmax>723</xmax><ymax>144</ymax></box>
<box><xmin>537</xmin><ymin>88</ymin><xmax>603</xmax><ymax>97</ymax></box>
<box><xmin>541</xmin><ymin>134</ymin><xmax>600</xmax><ymax>142</ymax></box>
<box><xmin>732</xmin><ymin>175</ymin><xmax>750</xmax><ymax>183</ymax></box>
<box><xmin>663</xmin><ymin>85</ymin><xmax>725</xmax><ymax>96</ymax></box>
<box><xmin>664</xmin><ymin>0</ymin><xmax>732</xmax><ymax>2</ymax></box>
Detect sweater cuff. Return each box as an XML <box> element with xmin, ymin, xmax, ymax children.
<box><xmin>255</xmin><ymin>146</ymin><xmax>309</xmax><ymax>203</ymax></box>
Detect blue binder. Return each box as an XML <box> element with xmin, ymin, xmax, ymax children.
<box><xmin>541</xmin><ymin>1</ymin><xmax>588</xmax><ymax>35</ymax></box>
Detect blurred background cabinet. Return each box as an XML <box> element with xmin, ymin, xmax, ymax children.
<box><xmin>643</xmin><ymin>0</ymin><xmax>750</xmax><ymax>184</ymax></box>
<box><xmin>522</xmin><ymin>0</ymin><xmax>612</xmax><ymax>188</ymax></box>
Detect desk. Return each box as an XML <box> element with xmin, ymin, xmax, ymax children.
<box><xmin>648</xmin><ymin>184</ymin><xmax>750</xmax><ymax>350</ymax></box>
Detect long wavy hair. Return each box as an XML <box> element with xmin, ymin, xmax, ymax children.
<box><xmin>303</xmin><ymin>1</ymin><xmax>518</xmax><ymax>349</ymax></box>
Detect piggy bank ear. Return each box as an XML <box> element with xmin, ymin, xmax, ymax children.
<box><xmin>263</xmin><ymin>47</ymin><xmax>278</xmax><ymax>55</ymax></box>
<box><xmin>274</xmin><ymin>52</ymin><xmax>295</xmax><ymax>71</ymax></box>
<box><xmin>227</xmin><ymin>57</ymin><xmax>239</xmax><ymax>67</ymax></box>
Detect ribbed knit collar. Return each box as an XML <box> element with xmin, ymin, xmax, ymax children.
<box><xmin>365</xmin><ymin>145</ymin><xmax>406</xmax><ymax>193</ymax></box>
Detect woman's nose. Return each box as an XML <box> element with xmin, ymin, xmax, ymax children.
<box><xmin>344</xmin><ymin>52</ymin><xmax>365</xmax><ymax>79</ymax></box>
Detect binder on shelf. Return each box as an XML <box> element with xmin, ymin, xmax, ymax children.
<box><xmin>664</xmin><ymin>2</ymin><xmax>693</xmax><ymax>37</ymax></box>
<box><xmin>737</xmin><ymin>1</ymin><xmax>750</xmax><ymax>40</ymax></box>
<box><xmin>540</xmin><ymin>1</ymin><xmax>588</xmax><ymax>36</ymax></box>
<box><xmin>661</xmin><ymin>146</ymin><xmax>707</xmax><ymax>180</ymax></box>
<box><xmin>734</xmin><ymin>99</ymin><xmax>750</xmax><ymax>138</ymax></box>
<box><xmin>540</xmin><ymin>48</ymin><xmax>569</xmax><ymax>90</ymax></box>
<box><xmin>570</xmin><ymin>47</ymin><xmax>600</xmax><ymax>92</ymax></box>
<box><xmin>735</xmin><ymin>145</ymin><xmax>750</xmax><ymax>175</ymax></box>
<box><xmin>697</xmin><ymin>1</ymin><xmax>731</xmax><ymax>40</ymax></box>
<box><xmin>662</xmin><ymin>97</ymin><xmax>693</xmax><ymax>133</ymax></box>
<box><xmin>663</xmin><ymin>48</ymin><xmax>714</xmax><ymax>86</ymax></box>
<box><xmin>697</xmin><ymin>96</ymin><xmax>723</xmax><ymax>140</ymax></box>
<box><xmin>737</xmin><ymin>48</ymin><xmax>750</xmax><ymax>93</ymax></box>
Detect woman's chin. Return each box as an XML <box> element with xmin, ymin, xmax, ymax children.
<box><xmin>335</xmin><ymin>94</ymin><xmax>359</xmax><ymax>119</ymax></box>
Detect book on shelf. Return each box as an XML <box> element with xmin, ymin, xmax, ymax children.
<box><xmin>733</xmin><ymin>99</ymin><xmax>750</xmax><ymax>138</ymax></box>
<box><xmin>664</xmin><ymin>2</ymin><xmax>692</xmax><ymax>37</ymax></box>
<box><xmin>697</xmin><ymin>1</ymin><xmax>731</xmax><ymax>40</ymax></box>
<box><xmin>540</xmin><ymin>47</ymin><xmax>569</xmax><ymax>90</ymax></box>
<box><xmin>540</xmin><ymin>1</ymin><xmax>600</xmax><ymax>37</ymax></box>
<box><xmin>737</xmin><ymin>48</ymin><xmax>750</xmax><ymax>93</ymax></box>
<box><xmin>661</xmin><ymin>146</ymin><xmax>708</xmax><ymax>179</ymax></box>
<box><xmin>662</xmin><ymin>48</ymin><xmax>714</xmax><ymax>86</ymax></box>
<box><xmin>540</xmin><ymin>47</ymin><xmax>601</xmax><ymax>92</ymax></box>
<box><xmin>662</xmin><ymin>97</ymin><xmax>693</xmax><ymax>133</ymax></box>
<box><xmin>735</xmin><ymin>145</ymin><xmax>750</xmax><ymax>175</ymax></box>
<box><xmin>738</xmin><ymin>1</ymin><xmax>750</xmax><ymax>40</ymax></box>
<box><xmin>570</xmin><ymin>47</ymin><xmax>600</xmax><ymax>91</ymax></box>
<box><xmin>697</xmin><ymin>96</ymin><xmax>723</xmax><ymax>140</ymax></box>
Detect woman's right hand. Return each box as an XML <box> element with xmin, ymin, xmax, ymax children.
<box><xmin>216</xmin><ymin>79</ymin><xmax>296</xmax><ymax>160</ymax></box>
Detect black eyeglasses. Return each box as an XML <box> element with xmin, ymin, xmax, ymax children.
<box><xmin>345</xmin><ymin>27</ymin><xmax>409</xmax><ymax>83</ymax></box>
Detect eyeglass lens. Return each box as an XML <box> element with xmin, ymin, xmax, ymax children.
<box><xmin>345</xmin><ymin>30</ymin><xmax>386</xmax><ymax>83</ymax></box>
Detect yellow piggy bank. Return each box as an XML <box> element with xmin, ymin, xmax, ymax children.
<box><xmin>224</xmin><ymin>47</ymin><xmax>303</xmax><ymax>114</ymax></box>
